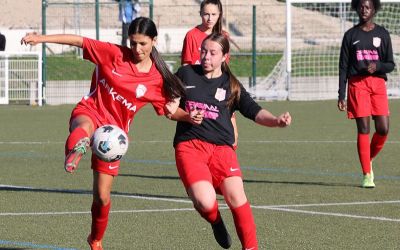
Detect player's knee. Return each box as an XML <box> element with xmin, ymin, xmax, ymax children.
<box><xmin>94</xmin><ymin>193</ymin><xmax>111</xmax><ymax>206</ymax></box>
<box><xmin>194</xmin><ymin>198</ymin><xmax>216</xmax><ymax>213</ymax></box>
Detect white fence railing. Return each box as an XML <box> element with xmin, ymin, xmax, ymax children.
<box><xmin>0</xmin><ymin>51</ymin><xmax>42</xmax><ymax>106</ymax></box>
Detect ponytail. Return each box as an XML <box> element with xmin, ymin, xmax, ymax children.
<box><xmin>151</xmin><ymin>47</ymin><xmax>186</xmax><ymax>99</ymax></box>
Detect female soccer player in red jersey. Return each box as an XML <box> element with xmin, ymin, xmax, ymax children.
<box><xmin>170</xmin><ymin>33</ymin><xmax>291</xmax><ymax>249</ymax></box>
<box><xmin>181</xmin><ymin>0</ymin><xmax>226</xmax><ymax>65</ymax></box>
<box><xmin>21</xmin><ymin>17</ymin><xmax>185</xmax><ymax>250</ymax></box>
<box><xmin>181</xmin><ymin>0</ymin><xmax>239</xmax><ymax>148</ymax></box>
<box><xmin>338</xmin><ymin>0</ymin><xmax>395</xmax><ymax>188</ymax></box>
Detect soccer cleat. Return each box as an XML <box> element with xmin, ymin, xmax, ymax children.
<box><xmin>362</xmin><ymin>173</ymin><xmax>375</xmax><ymax>188</ymax></box>
<box><xmin>87</xmin><ymin>234</ymin><xmax>103</xmax><ymax>250</ymax></box>
<box><xmin>64</xmin><ymin>137</ymin><xmax>90</xmax><ymax>173</ymax></box>
<box><xmin>211</xmin><ymin>218</ymin><xmax>232</xmax><ymax>249</ymax></box>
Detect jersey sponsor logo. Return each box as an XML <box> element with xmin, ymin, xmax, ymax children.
<box><xmin>108</xmin><ymin>165</ymin><xmax>119</xmax><ymax>170</ymax></box>
<box><xmin>112</xmin><ymin>69</ymin><xmax>123</xmax><ymax>77</ymax></box>
<box><xmin>136</xmin><ymin>84</ymin><xmax>147</xmax><ymax>98</ymax></box>
<box><xmin>353</xmin><ymin>40</ymin><xmax>360</xmax><ymax>45</ymax></box>
<box><xmin>356</xmin><ymin>50</ymin><xmax>379</xmax><ymax>61</ymax></box>
<box><xmin>373</xmin><ymin>37</ymin><xmax>381</xmax><ymax>48</ymax></box>
<box><xmin>99</xmin><ymin>78</ymin><xmax>137</xmax><ymax>112</ymax></box>
<box><xmin>215</xmin><ymin>88</ymin><xmax>226</xmax><ymax>101</ymax></box>
<box><xmin>186</xmin><ymin>100</ymin><xmax>220</xmax><ymax>120</ymax></box>
<box><xmin>230</xmin><ymin>167</ymin><xmax>240</xmax><ymax>172</ymax></box>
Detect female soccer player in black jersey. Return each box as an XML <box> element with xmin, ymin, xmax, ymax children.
<box><xmin>169</xmin><ymin>33</ymin><xmax>291</xmax><ymax>249</ymax></box>
<box><xmin>338</xmin><ymin>0</ymin><xmax>395</xmax><ymax>188</ymax></box>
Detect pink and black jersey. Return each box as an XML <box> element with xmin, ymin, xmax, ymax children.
<box><xmin>174</xmin><ymin>65</ymin><xmax>261</xmax><ymax>146</ymax></box>
<box><xmin>74</xmin><ymin>37</ymin><xmax>168</xmax><ymax>133</ymax></box>
<box><xmin>338</xmin><ymin>24</ymin><xmax>395</xmax><ymax>100</ymax></box>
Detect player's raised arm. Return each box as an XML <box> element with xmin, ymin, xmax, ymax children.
<box><xmin>21</xmin><ymin>33</ymin><xmax>83</xmax><ymax>48</ymax></box>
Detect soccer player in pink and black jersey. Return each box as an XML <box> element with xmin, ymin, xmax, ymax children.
<box><xmin>21</xmin><ymin>17</ymin><xmax>185</xmax><ymax>250</ymax></box>
<box><xmin>171</xmin><ymin>33</ymin><xmax>291</xmax><ymax>250</ymax></box>
<box><xmin>181</xmin><ymin>0</ymin><xmax>239</xmax><ymax>149</ymax></box>
<box><xmin>338</xmin><ymin>0</ymin><xmax>394</xmax><ymax>188</ymax></box>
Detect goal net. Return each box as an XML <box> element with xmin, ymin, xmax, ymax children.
<box><xmin>0</xmin><ymin>52</ymin><xmax>43</xmax><ymax>105</ymax></box>
<box><xmin>284</xmin><ymin>0</ymin><xmax>400</xmax><ymax>100</ymax></box>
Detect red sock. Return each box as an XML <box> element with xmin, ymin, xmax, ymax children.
<box><xmin>231</xmin><ymin>202</ymin><xmax>258</xmax><ymax>250</ymax></box>
<box><xmin>65</xmin><ymin>127</ymin><xmax>89</xmax><ymax>155</ymax></box>
<box><xmin>357</xmin><ymin>133</ymin><xmax>371</xmax><ymax>175</ymax></box>
<box><xmin>90</xmin><ymin>201</ymin><xmax>111</xmax><ymax>241</ymax></box>
<box><xmin>196</xmin><ymin>200</ymin><xmax>220</xmax><ymax>224</ymax></box>
<box><xmin>370</xmin><ymin>133</ymin><xmax>387</xmax><ymax>160</ymax></box>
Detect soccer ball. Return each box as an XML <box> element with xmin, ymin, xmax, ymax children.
<box><xmin>91</xmin><ymin>125</ymin><xmax>129</xmax><ymax>162</ymax></box>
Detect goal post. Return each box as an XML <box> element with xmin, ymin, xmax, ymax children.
<box><xmin>286</xmin><ymin>0</ymin><xmax>400</xmax><ymax>100</ymax></box>
<box><xmin>0</xmin><ymin>51</ymin><xmax>43</xmax><ymax>106</ymax></box>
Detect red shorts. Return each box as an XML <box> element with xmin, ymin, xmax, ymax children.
<box><xmin>70</xmin><ymin>106</ymin><xmax>121</xmax><ymax>176</ymax></box>
<box><xmin>175</xmin><ymin>139</ymin><xmax>242</xmax><ymax>194</ymax></box>
<box><xmin>347</xmin><ymin>76</ymin><xmax>389</xmax><ymax>119</ymax></box>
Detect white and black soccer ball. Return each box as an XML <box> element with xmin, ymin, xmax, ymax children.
<box><xmin>91</xmin><ymin>125</ymin><xmax>129</xmax><ymax>162</ymax></box>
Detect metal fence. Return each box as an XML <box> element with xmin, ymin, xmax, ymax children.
<box><xmin>0</xmin><ymin>52</ymin><xmax>42</xmax><ymax>105</ymax></box>
<box><xmin>39</xmin><ymin>1</ymin><xmax>285</xmax><ymax>104</ymax></box>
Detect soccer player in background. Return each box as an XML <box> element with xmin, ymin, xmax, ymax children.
<box><xmin>21</xmin><ymin>17</ymin><xmax>185</xmax><ymax>250</ymax></box>
<box><xmin>338</xmin><ymin>0</ymin><xmax>395</xmax><ymax>188</ymax></box>
<box><xmin>169</xmin><ymin>33</ymin><xmax>291</xmax><ymax>249</ymax></box>
<box><xmin>181</xmin><ymin>0</ymin><xmax>239</xmax><ymax>149</ymax></box>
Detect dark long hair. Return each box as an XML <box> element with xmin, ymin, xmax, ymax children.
<box><xmin>200</xmin><ymin>0</ymin><xmax>223</xmax><ymax>34</ymax></box>
<box><xmin>128</xmin><ymin>17</ymin><xmax>185</xmax><ymax>100</ymax></box>
<box><xmin>202</xmin><ymin>33</ymin><xmax>240</xmax><ymax>109</ymax></box>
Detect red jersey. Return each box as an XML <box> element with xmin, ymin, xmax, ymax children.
<box><xmin>181</xmin><ymin>27</ymin><xmax>231</xmax><ymax>65</ymax></box>
<box><xmin>74</xmin><ymin>37</ymin><xmax>168</xmax><ymax>133</ymax></box>
<box><xmin>181</xmin><ymin>27</ymin><xmax>207</xmax><ymax>65</ymax></box>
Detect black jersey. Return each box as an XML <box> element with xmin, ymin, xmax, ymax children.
<box><xmin>338</xmin><ymin>24</ymin><xmax>395</xmax><ymax>100</ymax></box>
<box><xmin>174</xmin><ymin>65</ymin><xmax>262</xmax><ymax>146</ymax></box>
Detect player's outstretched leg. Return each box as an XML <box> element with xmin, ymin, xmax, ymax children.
<box><xmin>211</xmin><ymin>217</ymin><xmax>232</xmax><ymax>249</ymax></box>
<box><xmin>65</xmin><ymin>137</ymin><xmax>90</xmax><ymax>173</ymax></box>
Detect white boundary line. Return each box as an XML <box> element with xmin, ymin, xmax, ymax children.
<box><xmin>260</xmin><ymin>207</ymin><xmax>400</xmax><ymax>222</ymax></box>
<box><xmin>2</xmin><ymin>140</ymin><xmax>400</xmax><ymax>144</ymax></box>
<box><xmin>1</xmin><ymin>184</ymin><xmax>399</xmax><ymax>222</ymax></box>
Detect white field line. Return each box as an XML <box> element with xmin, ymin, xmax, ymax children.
<box><xmin>254</xmin><ymin>200</ymin><xmax>400</xmax><ymax>208</ymax></box>
<box><xmin>2</xmin><ymin>140</ymin><xmax>400</xmax><ymax>144</ymax></box>
<box><xmin>1</xmin><ymin>184</ymin><xmax>399</xmax><ymax>223</ymax></box>
<box><xmin>260</xmin><ymin>207</ymin><xmax>400</xmax><ymax>222</ymax></box>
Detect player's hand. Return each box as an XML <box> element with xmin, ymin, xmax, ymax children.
<box><xmin>189</xmin><ymin>108</ymin><xmax>204</xmax><ymax>125</ymax></box>
<box><xmin>276</xmin><ymin>112</ymin><xmax>291</xmax><ymax>127</ymax></box>
<box><xmin>338</xmin><ymin>100</ymin><xmax>346</xmax><ymax>111</ymax></box>
<box><xmin>367</xmin><ymin>62</ymin><xmax>377</xmax><ymax>74</ymax></box>
<box><xmin>21</xmin><ymin>32</ymin><xmax>40</xmax><ymax>46</ymax></box>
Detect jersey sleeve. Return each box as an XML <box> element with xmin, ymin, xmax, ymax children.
<box><xmin>82</xmin><ymin>37</ymin><xmax>120</xmax><ymax>65</ymax></box>
<box><xmin>150</xmin><ymin>82</ymin><xmax>169</xmax><ymax>116</ymax></box>
<box><xmin>236</xmin><ymin>84</ymin><xmax>262</xmax><ymax>121</ymax></box>
<box><xmin>338</xmin><ymin>31</ymin><xmax>350</xmax><ymax>101</ymax></box>
<box><xmin>376</xmin><ymin>29</ymin><xmax>395</xmax><ymax>74</ymax></box>
<box><xmin>181</xmin><ymin>33</ymin><xmax>194</xmax><ymax>65</ymax></box>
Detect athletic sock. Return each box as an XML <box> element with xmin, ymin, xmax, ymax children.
<box><xmin>196</xmin><ymin>200</ymin><xmax>221</xmax><ymax>224</ymax></box>
<box><xmin>370</xmin><ymin>133</ymin><xmax>387</xmax><ymax>160</ymax></box>
<box><xmin>65</xmin><ymin>127</ymin><xmax>89</xmax><ymax>155</ymax></box>
<box><xmin>231</xmin><ymin>202</ymin><xmax>258</xmax><ymax>250</ymax></box>
<box><xmin>357</xmin><ymin>133</ymin><xmax>371</xmax><ymax>175</ymax></box>
<box><xmin>90</xmin><ymin>201</ymin><xmax>111</xmax><ymax>241</ymax></box>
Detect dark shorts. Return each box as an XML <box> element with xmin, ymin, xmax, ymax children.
<box><xmin>175</xmin><ymin>139</ymin><xmax>242</xmax><ymax>194</ymax></box>
<box><xmin>347</xmin><ymin>76</ymin><xmax>389</xmax><ymax>119</ymax></box>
